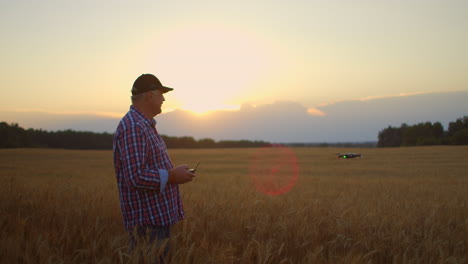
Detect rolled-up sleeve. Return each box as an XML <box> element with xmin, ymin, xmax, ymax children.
<box><xmin>159</xmin><ymin>169</ymin><xmax>169</xmax><ymax>192</ymax></box>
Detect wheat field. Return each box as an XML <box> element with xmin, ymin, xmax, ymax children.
<box><xmin>0</xmin><ymin>146</ymin><xmax>467</xmax><ymax>263</ymax></box>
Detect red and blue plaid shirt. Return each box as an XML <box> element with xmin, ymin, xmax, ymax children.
<box><xmin>113</xmin><ymin>106</ymin><xmax>184</xmax><ymax>231</ymax></box>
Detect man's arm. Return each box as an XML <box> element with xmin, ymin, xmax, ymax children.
<box><xmin>118</xmin><ymin>124</ymin><xmax>165</xmax><ymax>190</ymax></box>
<box><xmin>117</xmin><ymin>124</ymin><xmax>195</xmax><ymax>190</ymax></box>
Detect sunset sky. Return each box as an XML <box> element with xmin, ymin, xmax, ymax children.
<box><xmin>1</xmin><ymin>0</ymin><xmax>467</xmax><ymax>141</ymax></box>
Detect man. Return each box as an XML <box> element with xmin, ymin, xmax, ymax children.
<box><xmin>113</xmin><ymin>73</ymin><xmax>195</xmax><ymax>259</ymax></box>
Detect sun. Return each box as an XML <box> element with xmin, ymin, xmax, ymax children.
<box><xmin>180</xmin><ymin>101</ymin><xmax>239</xmax><ymax>116</ymax></box>
<box><xmin>147</xmin><ymin>23</ymin><xmax>282</xmax><ymax>114</ymax></box>
<box><xmin>162</xmin><ymin>98</ymin><xmax>239</xmax><ymax>116</ymax></box>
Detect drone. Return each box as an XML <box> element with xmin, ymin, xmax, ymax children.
<box><xmin>337</xmin><ymin>153</ymin><xmax>362</xmax><ymax>159</ymax></box>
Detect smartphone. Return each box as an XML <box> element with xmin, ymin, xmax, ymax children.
<box><xmin>189</xmin><ymin>162</ymin><xmax>200</xmax><ymax>173</ymax></box>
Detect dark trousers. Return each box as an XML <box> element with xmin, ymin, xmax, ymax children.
<box><xmin>129</xmin><ymin>225</ymin><xmax>171</xmax><ymax>263</ymax></box>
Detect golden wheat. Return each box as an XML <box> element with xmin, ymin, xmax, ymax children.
<box><xmin>0</xmin><ymin>147</ymin><xmax>467</xmax><ymax>263</ymax></box>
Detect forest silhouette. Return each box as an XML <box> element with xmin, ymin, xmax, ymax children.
<box><xmin>1</xmin><ymin>116</ymin><xmax>467</xmax><ymax>149</ymax></box>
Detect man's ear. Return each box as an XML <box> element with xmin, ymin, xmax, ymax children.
<box><xmin>144</xmin><ymin>91</ymin><xmax>152</xmax><ymax>101</ymax></box>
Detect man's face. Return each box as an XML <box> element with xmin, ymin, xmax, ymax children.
<box><xmin>149</xmin><ymin>90</ymin><xmax>165</xmax><ymax>116</ymax></box>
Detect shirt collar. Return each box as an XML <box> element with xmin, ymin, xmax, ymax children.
<box><xmin>130</xmin><ymin>105</ymin><xmax>157</xmax><ymax>127</ymax></box>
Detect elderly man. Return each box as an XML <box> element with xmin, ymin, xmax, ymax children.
<box><xmin>113</xmin><ymin>74</ymin><xmax>195</xmax><ymax>260</ymax></box>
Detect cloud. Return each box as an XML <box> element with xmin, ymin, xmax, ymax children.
<box><xmin>1</xmin><ymin>91</ymin><xmax>467</xmax><ymax>142</ymax></box>
<box><xmin>307</xmin><ymin>108</ymin><xmax>326</xmax><ymax>116</ymax></box>
<box><xmin>1</xmin><ymin>108</ymin><xmax>124</xmax><ymax>119</ymax></box>
<box><xmin>317</xmin><ymin>90</ymin><xmax>466</xmax><ymax>107</ymax></box>
<box><xmin>157</xmin><ymin>91</ymin><xmax>468</xmax><ymax>142</ymax></box>
<box><xmin>0</xmin><ymin>109</ymin><xmax>121</xmax><ymax>133</ymax></box>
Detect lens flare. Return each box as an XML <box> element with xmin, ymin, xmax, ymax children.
<box><xmin>248</xmin><ymin>144</ymin><xmax>299</xmax><ymax>196</ymax></box>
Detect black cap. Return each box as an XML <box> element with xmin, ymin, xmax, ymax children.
<box><xmin>131</xmin><ymin>74</ymin><xmax>174</xmax><ymax>95</ymax></box>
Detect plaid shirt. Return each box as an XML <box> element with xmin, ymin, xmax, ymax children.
<box><xmin>113</xmin><ymin>106</ymin><xmax>184</xmax><ymax>231</ymax></box>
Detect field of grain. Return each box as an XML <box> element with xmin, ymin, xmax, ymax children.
<box><xmin>1</xmin><ymin>146</ymin><xmax>467</xmax><ymax>263</ymax></box>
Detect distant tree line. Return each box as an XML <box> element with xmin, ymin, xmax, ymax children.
<box><xmin>0</xmin><ymin>123</ymin><xmax>113</xmax><ymax>149</ymax></box>
<box><xmin>286</xmin><ymin>142</ymin><xmax>377</xmax><ymax>148</ymax></box>
<box><xmin>161</xmin><ymin>135</ymin><xmax>268</xmax><ymax>149</ymax></box>
<box><xmin>0</xmin><ymin>122</ymin><xmax>269</xmax><ymax>149</ymax></box>
<box><xmin>378</xmin><ymin>116</ymin><xmax>468</xmax><ymax>147</ymax></box>
<box><xmin>3</xmin><ymin>116</ymin><xmax>468</xmax><ymax>150</ymax></box>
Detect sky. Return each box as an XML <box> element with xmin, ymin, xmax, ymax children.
<box><xmin>1</xmin><ymin>0</ymin><xmax>467</xmax><ymax>142</ymax></box>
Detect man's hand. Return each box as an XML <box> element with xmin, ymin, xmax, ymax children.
<box><xmin>168</xmin><ymin>164</ymin><xmax>195</xmax><ymax>184</ymax></box>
